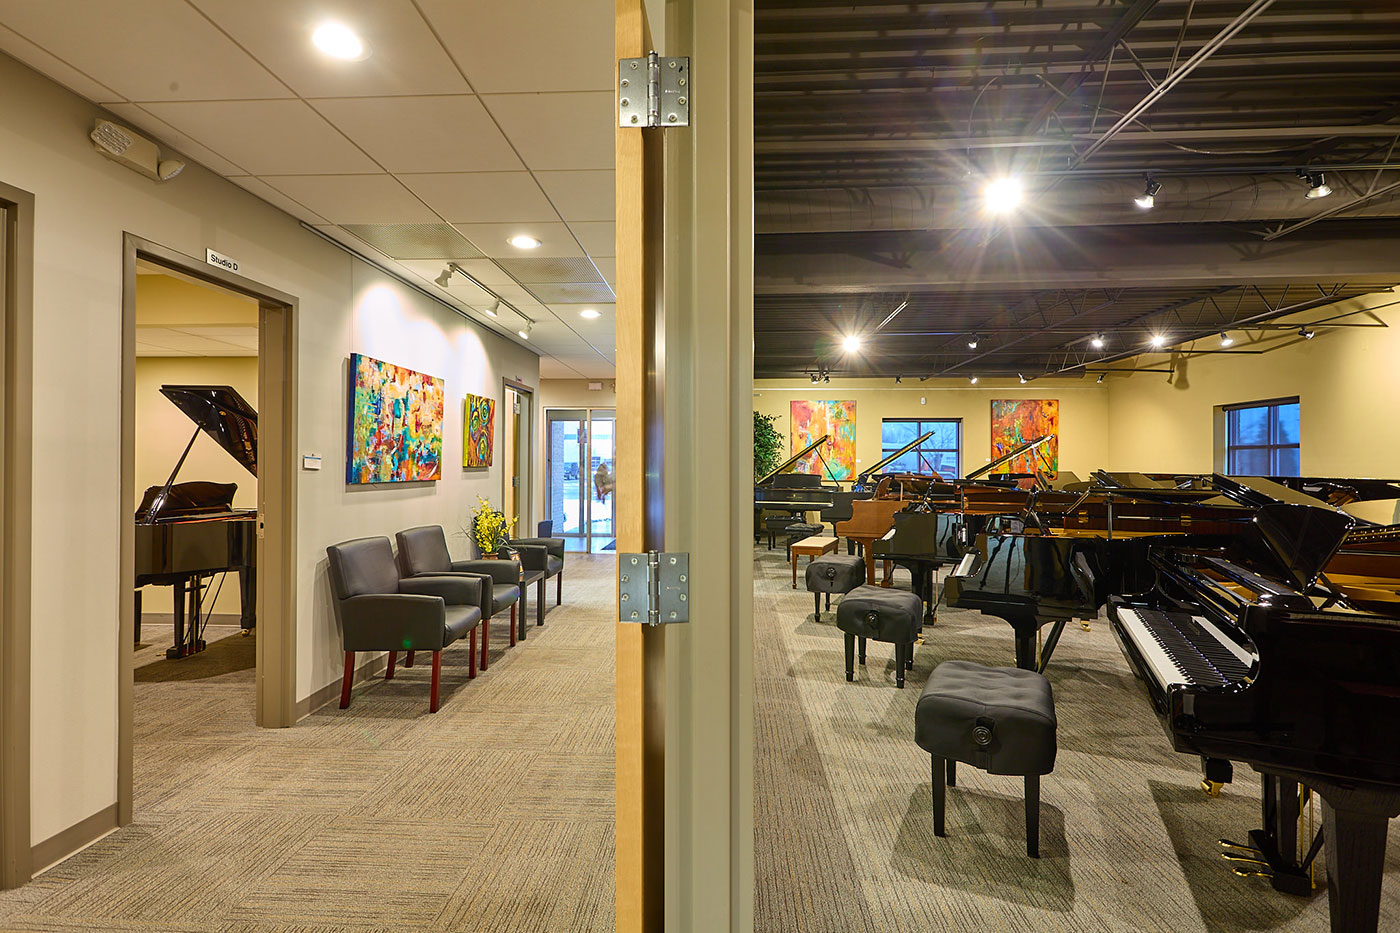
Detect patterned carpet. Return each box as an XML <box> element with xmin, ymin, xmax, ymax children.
<box><xmin>0</xmin><ymin>555</ymin><xmax>616</xmax><ymax>933</ymax></box>
<box><xmin>752</xmin><ymin>545</ymin><xmax>1400</xmax><ymax>933</ymax></box>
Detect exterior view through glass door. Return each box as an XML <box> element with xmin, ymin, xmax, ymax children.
<box><xmin>545</xmin><ymin>408</ymin><xmax>616</xmax><ymax>552</ymax></box>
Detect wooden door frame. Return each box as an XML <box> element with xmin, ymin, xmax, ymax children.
<box><xmin>0</xmin><ymin>182</ymin><xmax>35</xmax><ymax>889</ymax></box>
<box><xmin>502</xmin><ymin>377</ymin><xmax>534</xmax><ymax>534</ymax></box>
<box><xmin>117</xmin><ymin>235</ymin><xmax>299</xmax><ymax>826</ymax></box>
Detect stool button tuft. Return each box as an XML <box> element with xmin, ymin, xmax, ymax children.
<box><xmin>972</xmin><ymin>725</ymin><xmax>993</xmax><ymax>746</ymax></box>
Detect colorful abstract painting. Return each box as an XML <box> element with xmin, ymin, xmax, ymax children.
<box><xmin>790</xmin><ymin>399</ymin><xmax>857</xmax><ymax>481</ymax></box>
<box><xmin>347</xmin><ymin>353</ymin><xmax>444</xmax><ymax>484</ymax></box>
<box><xmin>990</xmin><ymin>399</ymin><xmax>1059</xmax><ymax>477</ymax></box>
<box><xmin>463</xmin><ymin>393</ymin><xmax>496</xmax><ymax>468</ymax></box>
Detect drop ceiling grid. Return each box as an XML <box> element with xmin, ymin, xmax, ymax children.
<box><xmin>0</xmin><ymin>0</ymin><xmax>618</xmax><ymax>375</ymax></box>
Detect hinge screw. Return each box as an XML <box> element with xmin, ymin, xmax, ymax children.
<box><xmin>630</xmin><ymin>61</ymin><xmax>638</xmax><ymax>70</ymax></box>
<box><xmin>679</xmin><ymin>593</ymin><xmax>687</xmax><ymax>601</ymax></box>
<box><xmin>678</xmin><ymin>78</ymin><xmax>686</xmax><ymax>87</ymax></box>
<box><xmin>621</xmin><ymin>593</ymin><xmax>629</xmax><ymax>601</ymax></box>
<box><xmin>669</xmin><ymin>60</ymin><xmax>677</xmax><ymax>68</ymax></box>
<box><xmin>677</xmin><ymin>97</ymin><xmax>686</xmax><ymax>106</ymax></box>
<box><xmin>668</xmin><ymin>114</ymin><xmax>676</xmax><ymax>123</ymax></box>
<box><xmin>621</xmin><ymin>78</ymin><xmax>629</xmax><ymax>87</ymax></box>
<box><xmin>620</xmin><ymin>97</ymin><xmax>629</xmax><ymax>107</ymax></box>
<box><xmin>679</xmin><ymin>574</ymin><xmax>687</xmax><ymax>583</ymax></box>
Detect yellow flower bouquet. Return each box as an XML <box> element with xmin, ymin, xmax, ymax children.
<box><xmin>471</xmin><ymin>495</ymin><xmax>516</xmax><ymax>557</ymax></box>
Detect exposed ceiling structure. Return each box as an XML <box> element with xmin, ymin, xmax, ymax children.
<box><xmin>0</xmin><ymin>0</ymin><xmax>617</xmax><ymax>378</ymax></box>
<box><xmin>754</xmin><ymin>0</ymin><xmax>1400</xmax><ymax>379</ymax></box>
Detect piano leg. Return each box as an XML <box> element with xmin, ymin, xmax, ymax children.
<box><xmin>133</xmin><ymin>589</ymin><xmax>142</xmax><ymax>645</ymax></box>
<box><xmin>166</xmin><ymin>577</ymin><xmax>187</xmax><ymax>660</ymax></box>
<box><xmin>1038</xmin><ymin>620</ymin><xmax>1066</xmax><ymax>674</ymax></box>
<box><xmin>1317</xmin><ymin>784</ymin><xmax>1400</xmax><ymax>933</ymax></box>
<box><xmin>238</xmin><ymin>564</ymin><xmax>256</xmax><ymax>633</ymax></box>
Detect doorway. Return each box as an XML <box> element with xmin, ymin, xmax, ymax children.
<box><xmin>118</xmin><ymin>235</ymin><xmax>297</xmax><ymax>826</ymax></box>
<box><xmin>502</xmin><ymin>380</ymin><xmax>533</xmax><ymax>538</ymax></box>
<box><xmin>545</xmin><ymin>407</ymin><xmax>616</xmax><ymax>552</ymax></box>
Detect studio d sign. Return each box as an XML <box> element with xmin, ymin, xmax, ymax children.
<box><xmin>205</xmin><ymin>249</ymin><xmax>240</xmax><ymax>274</ymax></box>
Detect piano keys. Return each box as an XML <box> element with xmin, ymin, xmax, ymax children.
<box><xmin>134</xmin><ymin>385</ymin><xmax>257</xmax><ymax>660</ymax></box>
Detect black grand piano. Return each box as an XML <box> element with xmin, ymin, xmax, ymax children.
<box><xmin>1109</xmin><ymin>501</ymin><xmax>1400</xmax><ymax>933</ymax></box>
<box><xmin>135</xmin><ymin>385</ymin><xmax>257</xmax><ymax>659</ymax></box>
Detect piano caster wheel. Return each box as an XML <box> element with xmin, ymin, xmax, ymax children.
<box><xmin>1079</xmin><ymin>621</ymin><xmax>1091</xmax><ymax>632</ymax></box>
<box><xmin>240</xmin><ymin>628</ymin><xmax>252</xmax><ymax>637</ymax></box>
<box><xmin>1201</xmin><ymin>780</ymin><xmax>1224</xmax><ymax>798</ymax></box>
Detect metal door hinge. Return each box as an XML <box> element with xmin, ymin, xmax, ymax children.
<box><xmin>618</xmin><ymin>52</ymin><xmax>689</xmax><ymax>128</ymax></box>
<box><xmin>618</xmin><ymin>551</ymin><xmax>690</xmax><ymax>625</ymax></box>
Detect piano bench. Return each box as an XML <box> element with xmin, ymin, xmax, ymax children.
<box><xmin>835</xmin><ymin>585</ymin><xmax>924</xmax><ymax>688</ymax></box>
<box><xmin>914</xmin><ymin>660</ymin><xmax>1057</xmax><ymax>857</ymax></box>
<box><xmin>805</xmin><ymin>554</ymin><xmax>866</xmax><ymax>618</ymax></box>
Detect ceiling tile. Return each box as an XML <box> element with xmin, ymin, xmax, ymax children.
<box><xmin>568</xmin><ymin>221</ymin><xmax>616</xmax><ymax>258</ymax></box>
<box><xmin>310</xmin><ymin>96</ymin><xmax>521</xmax><ymax>173</ymax></box>
<box><xmin>192</xmin><ymin>0</ymin><xmax>469</xmax><ymax>98</ymax></box>
<box><xmin>225</xmin><ymin>175</ymin><xmax>329</xmax><ymax>225</ymax></box>
<box><xmin>0</xmin><ymin>0</ymin><xmax>290</xmax><ymax>101</ymax></box>
<box><xmin>102</xmin><ymin>103</ymin><xmax>249</xmax><ymax>177</ymax></box>
<box><xmin>261</xmin><ymin>175</ymin><xmax>436</xmax><ymax>224</ymax></box>
<box><xmin>452</xmin><ymin>222</ymin><xmax>583</xmax><ymax>258</ymax></box>
<box><xmin>494</xmin><ymin>257</ymin><xmax>603</xmax><ymax>285</ymax></box>
<box><xmin>481</xmin><ymin>92</ymin><xmax>613</xmax><ymax>171</ymax></box>
<box><xmin>415</xmin><ymin>0</ymin><xmax>613</xmax><ymax>94</ymax></box>
<box><xmin>447</xmin><ymin>259</ymin><xmax>516</xmax><ymax>286</ymax></box>
<box><xmin>141</xmin><ymin>100</ymin><xmax>379</xmax><ymax>175</ymax></box>
<box><xmin>336</xmin><ymin>221</ymin><xmax>483</xmax><ymax>258</ymax></box>
<box><xmin>592</xmin><ymin>257</ymin><xmax>616</xmax><ymax>286</ymax></box>
<box><xmin>534</xmin><ymin>171</ymin><xmax>614</xmax><ymax>222</ymax></box>
<box><xmin>0</xmin><ymin>23</ymin><xmax>124</xmax><ymax>102</ymax></box>
<box><xmin>530</xmin><ymin>283</ymin><xmax>616</xmax><ymax>304</ymax></box>
<box><xmin>399</xmin><ymin>172</ymin><xmax>559</xmax><ymax>224</ymax></box>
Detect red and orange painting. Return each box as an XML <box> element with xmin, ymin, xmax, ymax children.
<box><xmin>790</xmin><ymin>399</ymin><xmax>857</xmax><ymax>481</ymax></box>
<box><xmin>347</xmin><ymin>353</ymin><xmax>444</xmax><ymax>484</ymax></box>
<box><xmin>990</xmin><ymin>399</ymin><xmax>1059</xmax><ymax>477</ymax></box>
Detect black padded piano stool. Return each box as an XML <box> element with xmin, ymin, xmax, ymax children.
<box><xmin>805</xmin><ymin>554</ymin><xmax>866</xmax><ymax>619</ymax></box>
<box><xmin>835</xmin><ymin>585</ymin><xmax>923</xmax><ymax>687</ymax></box>
<box><xmin>914</xmin><ymin>660</ymin><xmax>1057</xmax><ymax>857</ymax></box>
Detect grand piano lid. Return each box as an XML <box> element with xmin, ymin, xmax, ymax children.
<box><xmin>1250</xmin><ymin>502</ymin><xmax>1355</xmax><ymax>592</ymax></box>
<box><xmin>161</xmin><ymin>384</ymin><xmax>257</xmax><ymax>477</ymax></box>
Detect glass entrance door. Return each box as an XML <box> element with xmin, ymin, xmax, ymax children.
<box><xmin>545</xmin><ymin>408</ymin><xmax>616</xmax><ymax>552</ymax></box>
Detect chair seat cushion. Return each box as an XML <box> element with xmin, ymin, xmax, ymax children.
<box><xmin>491</xmin><ymin>584</ymin><xmax>521</xmax><ymax>614</ymax></box>
<box><xmin>914</xmin><ymin>660</ymin><xmax>1056</xmax><ymax>776</ymax></box>
<box><xmin>443</xmin><ymin>605</ymin><xmax>482</xmax><ymax>643</ymax></box>
<box><xmin>835</xmin><ymin>585</ymin><xmax>923</xmax><ymax>643</ymax></box>
<box><xmin>806</xmin><ymin>554</ymin><xmax>866</xmax><ymax>595</ymax></box>
<box><xmin>546</xmin><ymin>555</ymin><xmax>563</xmax><ymax>577</ymax></box>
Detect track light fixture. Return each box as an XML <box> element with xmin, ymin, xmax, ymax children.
<box><xmin>1300</xmin><ymin>170</ymin><xmax>1332</xmax><ymax>200</ymax></box>
<box><xmin>968</xmin><ymin>376</ymin><xmax>978</xmax><ymax>385</ymax></box>
<box><xmin>485</xmin><ymin>299</ymin><xmax>501</xmax><ymax>318</ymax></box>
<box><xmin>1149</xmin><ymin>334</ymin><xmax>1167</xmax><ymax>348</ymax></box>
<box><xmin>842</xmin><ymin>334</ymin><xmax>862</xmax><ymax>353</ymax></box>
<box><xmin>1090</xmin><ymin>333</ymin><xmax>1105</xmax><ymax>349</ymax></box>
<box><xmin>1134</xmin><ymin>177</ymin><xmax>1162</xmax><ymax>210</ymax></box>
<box><xmin>1219</xmin><ymin>331</ymin><xmax>1234</xmax><ymax>347</ymax></box>
<box><xmin>1096</xmin><ymin>373</ymin><xmax>1105</xmax><ymax>384</ymax></box>
<box><xmin>517</xmin><ymin>320</ymin><xmax>532</xmax><ymax>339</ymax></box>
<box><xmin>1018</xmin><ymin>373</ymin><xmax>1027</xmax><ymax>384</ymax></box>
<box><xmin>967</xmin><ymin>335</ymin><xmax>979</xmax><ymax>349</ymax></box>
<box><xmin>982</xmin><ymin>177</ymin><xmax>1023</xmax><ymax>214</ymax></box>
<box><xmin>1299</xmin><ymin>327</ymin><xmax>1316</xmax><ymax>340</ymax></box>
<box><xmin>810</xmin><ymin>372</ymin><xmax>820</xmax><ymax>384</ymax></box>
<box><xmin>824</xmin><ymin>373</ymin><xmax>830</xmax><ymax>383</ymax></box>
<box><xmin>894</xmin><ymin>375</ymin><xmax>903</xmax><ymax>385</ymax></box>
<box><xmin>433</xmin><ymin>265</ymin><xmax>453</xmax><ymax>288</ymax></box>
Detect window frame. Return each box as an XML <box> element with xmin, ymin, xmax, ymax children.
<box><xmin>878</xmin><ymin>417</ymin><xmax>962</xmax><ymax>478</ymax></box>
<box><xmin>1224</xmin><ymin>396</ymin><xmax>1300</xmax><ymax>476</ymax></box>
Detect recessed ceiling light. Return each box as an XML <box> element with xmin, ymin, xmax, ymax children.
<box><xmin>579</xmin><ymin>308</ymin><xmax>601</xmax><ymax>319</ymax></box>
<box><xmin>842</xmin><ymin>334</ymin><xmax>862</xmax><ymax>353</ymax></box>
<box><xmin>508</xmin><ymin>234</ymin><xmax>542</xmax><ymax>250</ymax></box>
<box><xmin>312</xmin><ymin>22</ymin><xmax>369</xmax><ymax>61</ymax></box>
<box><xmin>982</xmin><ymin>177</ymin><xmax>1022</xmax><ymax>214</ymax></box>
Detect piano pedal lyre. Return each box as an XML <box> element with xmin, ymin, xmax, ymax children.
<box><xmin>1201</xmin><ymin>780</ymin><xmax>1224</xmax><ymax>798</ymax></box>
<box><xmin>1079</xmin><ymin>620</ymin><xmax>1091</xmax><ymax>632</ymax></box>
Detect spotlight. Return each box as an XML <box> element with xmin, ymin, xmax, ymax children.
<box><xmin>312</xmin><ymin>22</ymin><xmax>369</xmax><ymax>61</ymax></box>
<box><xmin>579</xmin><ymin>308</ymin><xmax>601</xmax><ymax>319</ymax></box>
<box><xmin>1134</xmin><ymin>177</ymin><xmax>1162</xmax><ymax>210</ymax></box>
<box><xmin>1096</xmin><ymin>373</ymin><xmax>1105</xmax><ymax>384</ymax></box>
<box><xmin>508</xmin><ymin>234</ymin><xmax>542</xmax><ymax>249</ymax></box>
<box><xmin>810</xmin><ymin>372</ymin><xmax>819</xmax><ymax>384</ymax></box>
<box><xmin>894</xmin><ymin>375</ymin><xmax>903</xmax><ymax>385</ymax></box>
<box><xmin>433</xmin><ymin>266</ymin><xmax>453</xmax><ymax>288</ymax></box>
<box><xmin>517</xmin><ymin>320</ymin><xmax>532</xmax><ymax>339</ymax></box>
<box><xmin>1219</xmin><ymin>331</ymin><xmax>1234</xmax><ymax>347</ymax></box>
<box><xmin>967</xmin><ymin>335</ymin><xmax>979</xmax><ymax>349</ymax></box>
<box><xmin>1150</xmin><ymin>334</ymin><xmax>1166</xmax><ymax>348</ymax></box>
<box><xmin>824</xmin><ymin>373</ymin><xmax>830</xmax><ymax>383</ymax></box>
<box><xmin>1018</xmin><ymin>373</ymin><xmax>1027</xmax><ymax>384</ymax></box>
<box><xmin>982</xmin><ymin>177</ymin><xmax>1022</xmax><ymax>214</ymax></box>
<box><xmin>1300</xmin><ymin>327</ymin><xmax>1316</xmax><ymax>340</ymax></box>
<box><xmin>1090</xmin><ymin>333</ymin><xmax>1105</xmax><ymax>349</ymax></box>
<box><xmin>485</xmin><ymin>299</ymin><xmax>501</xmax><ymax>318</ymax></box>
<box><xmin>968</xmin><ymin>376</ymin><xmax>979</xmax><ymax>385</ymax></box>
<box><xmin>842</xmin><ymin>334</ymin><xmax>862</xmax><ymax>353</ymax></box>
<box><xmin>1301</xmin><ymin>171</ymin><xmax>1332</xmax><ymax>200</ymax></box>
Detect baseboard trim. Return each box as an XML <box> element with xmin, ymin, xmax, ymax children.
<box><xmin>30</xmin><ymin>802</ymin><xmax>118</xmax><ymax>876</ymax></box>
<box><xmin>293</xmin><ymin>652</ymin><xmax>389</xmax><ymax>721</ymax></box>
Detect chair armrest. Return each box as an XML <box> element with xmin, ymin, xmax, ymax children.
<box><xmin>511</xmin><ymin>543</ymin><xmax>549</xmax><ymax>572</ymax></box>
<box><xmin>399</xmin><ymin>574</ymin><xmax>484</xmax><ymax>608</ymax></box>
<box><xmin>338</xmin><ymin>594</ymin><xmax>445</xmax><ymax>651</ymax></box>
<box><xmin>510</xmin><ymin>536</ymin><xmax>565</xmax><ymax>559</ymax></box>
<box><xmin>449</xmin><ymin>559</ymin><xmax>520</xmax><ymax>585</ymax></box>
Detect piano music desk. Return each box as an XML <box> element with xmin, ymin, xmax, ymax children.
<box><xmin>790</xmin><ymin>536</ymin><xmax>839</xmax><ymax>588</ymax></box>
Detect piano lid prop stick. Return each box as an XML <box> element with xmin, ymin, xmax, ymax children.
<box><xmin>142</xmin><ymin>423</ymin><xmax>203</xmax><ymax>525</ymax></box>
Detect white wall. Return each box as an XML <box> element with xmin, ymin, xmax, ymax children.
<box><xmin>0</xmin><ymin>52</ymin><xmax>539</xmax><ymax>846</ymax></box>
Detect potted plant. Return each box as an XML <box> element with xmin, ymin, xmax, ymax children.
<box><xmin>754</xmin><ymin>411</ymin><xmax>783</xmax><ymax>481</ymax></box>
<box><xmin>470</xmin><ymin>495</ymin><xmax>516</xmax><ymax>558</ymax></box>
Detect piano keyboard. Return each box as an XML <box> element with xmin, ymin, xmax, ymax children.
<box><xmin>1116</xmin><ymin>606</ymin><xmax>1255</xmax><ymax>691</ymax></box>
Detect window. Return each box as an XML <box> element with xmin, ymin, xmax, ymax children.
<box><xmin>1225</xmin><ymin>398</ymin><xmax>1300</xmax><ymax>476</ymax></box>
<box><xmin>880</xmin><ymin>418</ymin><xmax>961</xmax><ymax>478</ymax></box>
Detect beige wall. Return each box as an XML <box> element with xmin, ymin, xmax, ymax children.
<box><xmin>753</xmin><ymin>377</ymin><xmax>1109</xmax><ymax>480</ymax></box>
<box><xmin>0</xmin><ymin>52</ymin><xmax>539</xmax><ymax>846</ymax></box>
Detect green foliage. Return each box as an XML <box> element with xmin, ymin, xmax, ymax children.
<box><xmin>753</xmin><ymin>411</ymin><xmax>784</xmax><ymax>481</ymax></box>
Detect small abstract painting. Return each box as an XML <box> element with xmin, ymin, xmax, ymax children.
<box><xmin>464</xmin><ymin>393</ymin><xmax>496</xmax><ymax>468</ymax></box>
<box><xmin>347</xmin><ymin>353</ymin><xmax>444</xmax><ymax>484</ymax></box>
<box><xmin>790</xmin><ymin>399</ymin><xmax>857</xmax><ymax>481</ymax></box>
<box><xmin>990</xmin><ymin>399</ymin><xmax>1059</xmax><ymax>477</ymax></box>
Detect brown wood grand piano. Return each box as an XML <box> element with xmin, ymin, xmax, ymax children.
<box><xmin>134</xmin><ymin>385</ymin><xmax>257</xmax><ymax>659</ymax></box>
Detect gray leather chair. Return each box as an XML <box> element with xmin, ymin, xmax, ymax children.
<box><xmin>395</xmin><ymin>525</ymin><xmax>522</xmax><ymax>671</ymax></box>
<box><xmin>326</xmin><ymin>536</ymin><xmax>484</xmax><ymax>714</ymax></box>
<box><xmin>508</xmin><ymin>532</ymin><xmax>565</xmax><ymax>608</ymax></box>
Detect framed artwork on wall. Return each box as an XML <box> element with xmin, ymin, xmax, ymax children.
<box><xmin>990</xmin><ymin>398</ymin><xmax>1059</xmax><ymax>477</ymax></box>
<box><xmin>346</xmin><ymin>352</ymin><xmax>444</xmax><ymax>484</ymax></box>
<box><xmin>464</xmin><ymin>393</ymin><xmax>496</xmax><ymax>468</ymax></box>
<box><xmin>790</xmin><ymin>399</ymin><xmax>856</xmax><ymax>481</ymax></box>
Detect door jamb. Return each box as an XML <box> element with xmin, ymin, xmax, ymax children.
<box><xmin>502</xmin><ymin>378</ymin><xmax>534</xmax><ymax>533</ymax></box>
<box><xmin>118</xmin><ymin>234</ymin><xmax>299</xmax><ymax>827</ymax></box>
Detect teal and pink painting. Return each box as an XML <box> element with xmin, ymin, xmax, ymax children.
<box><xmin>347</xmin><ymin>353</ymin><xmax>444</xmax><ymax>484</ymax></box>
